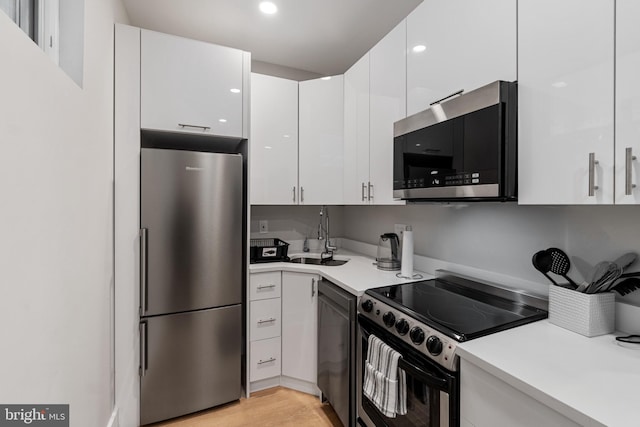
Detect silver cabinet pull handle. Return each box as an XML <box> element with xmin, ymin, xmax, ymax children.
<box><xmin>139</xmin><ymin>322</ymin><xmax>147</xmax><ymax>377</ymax></box>
<box><xmin>311</xmin><ymin>278</ymin><xmax>316</xmax><ymax>297</ymax></box>
<box><xmin>257</xmin><ymin>318</ymin><xmax>276</xmax><ymax>324</ymax></box>
<box><xmin>368</xmin><ymin>182</ymin><xmax>374</xmax><ymax>201</ymax></box>
<box><xmin>257</xmin><ymin>284</ymin><xmax>276</xmax><ymax>290</ymax></box>
<box><xmin>625</xmin><ymin>147</ymin><xmax>637</xmax><ymax>195</ymax></box>
<box><xmin>588</xmin><ymin>153</ymin><xmax>599</xmax><ymax>196</ymax></box>
<box><xmin>258</xmin><ymin>358</ymin><xmax>276</xmax><ymax>365</ymax></box>
<box><xmin>361</xmin><ymin>182</ymin><xmax>367</xmax><ymax>201</ymax></box>
<box><xmin>292</xmin><ymin>186</ymin><xmax>296</xmax><ymax>203</ymax></box>
<box><xmin>178</xmin><ymin>123</ymin><xmax>211</xmax><ymax>131</ymax></box>
<box><xmin>301</xmin><ymin>187</ymin><xmax>304</xmax><ymax>203</ymax></box>
<box><xmin>139</xmin><ymin>228</ymin><xmax>148</xmax><ymax>315</ymax></box>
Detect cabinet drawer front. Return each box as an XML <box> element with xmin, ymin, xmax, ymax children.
<box><xmin>250</xmin><ymin>337</ymin><xmax>281</xmax><ymax>382</ymax></box>
<box><xmin>250</xmin><ymin>299</ymin><xmax>281</xmax><ymax>341</ymax></box>
<box><xmin>250</xmin><ymin>272</ymin><xmax>282</xmax><ymax>301</ymax></box>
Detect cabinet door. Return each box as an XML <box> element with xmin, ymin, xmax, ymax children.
<box><xmin>343</xmin><ymin>54</ymin><xmax>371</xmax><ymax>205</ymax></box>
<box><xmin>250</xmin><ymin>73</ymin><xmax>299</xmax><ymax>204</ymax></box>
<box><xmin>518</xmin><ymin>0</ymin><xmax>614</xmax><ymax>205</ymax></box>
<box><xmin>281</xmin><ymin>272</ymin><xmax>318</xmax><ymax>384</ymax></box>
<box><xmin>369</xmin><ymin>20</ymin><xmax>406</xmax><ymax>205</ymax></box>
<box><xmin>406</xmin><ymin>0</ymin><xmax>516</xmax><ymax>116</ymax></box>
<box><xmin>299</xmin><ymin>76</ymin><xmax>344</xmax><ymax>205</ymax></box>
<box><xmin>141</xmin><ymin>29</ymin><xmax>244</xmax><ymax>138</ymax></box>
<box><xmin>615</xmin><ymin>0</ymin><xmax>640</xmax><ymax>204</ymax></box>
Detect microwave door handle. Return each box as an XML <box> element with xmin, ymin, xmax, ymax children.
<box><xmin>430</xmin><ymin>89</ymin><xmax>464</xmax><ymax>106</ymax></box>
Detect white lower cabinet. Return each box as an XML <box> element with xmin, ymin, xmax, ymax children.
<box><xmin>460</xmin><ymin>359</ymin><xmax>581</xmax><ymax>427</ymax></box>
<box><xmin>249</xmin><ymin>298</ymin><xmax>281</xmax><ymax>341</ymax></box>
<box><xmin>250</xmin><ymin>337</ymin><xmax>281</xmax><ymax>382</ymax></box>
<box><xmin>281</xmin><ymin>272</ymin><xmax>320</xmax><ymax>394</ymax></box>
<box><xmin>248</xmin><ymin>272</ymin><xmax>282</xmax><ymax>392</ymax></box>
<box><xmin>248</xmin><ymin>271</ymin><xmax>320</xmax><ymax>396</ymax></box>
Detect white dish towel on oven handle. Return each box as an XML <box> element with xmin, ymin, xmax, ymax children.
<box><xmin>363</xmin><ymin>334</ymin><xmax>407</xmax><ymax>418</ymax></box>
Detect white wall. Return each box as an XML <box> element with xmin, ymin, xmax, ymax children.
<box><xmin>252</xmin><ymin>203</ymin><xmax>640</xmax><ymax>309</ymax></box>
<box><xmin>0</xmin><ymin>1</ymin><xmax>128</xmax><ymax>426</ymax></box>
<box><xmin>342</xmin><ymin>204</ymin><xmax>640</xmax><ymax>306</ymax></box>
<box><xmin>250</xmin><ymin>205</ymin><xmax>345</xmax><ymax>242</ymax></box>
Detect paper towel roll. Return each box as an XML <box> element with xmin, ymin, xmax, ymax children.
<box><xmin>401</xmin><ymin>226</ymin><xmax>413</xmax><ymax>278</ymax></box>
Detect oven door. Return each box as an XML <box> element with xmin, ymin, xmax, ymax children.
<box><xmin>357</xmin><ymin>315</ymin><xmax>459</xmax><ymax>427</ymax></box>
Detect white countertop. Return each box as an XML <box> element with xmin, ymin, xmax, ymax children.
<box><xmin>249</xmin><ymin>250</ymin><xmax>432</xmax><ymax>295</ymax></box>
<box><xmin>457</xmin><ymin>320</ymin><xmax>640</xmax><ymax>427</ymax></box>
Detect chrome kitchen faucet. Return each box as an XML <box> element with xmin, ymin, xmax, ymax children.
<box><xmin>318</xmin><ymin>205</ymin><xmax>336</xmax><ymax>261</ymax></box>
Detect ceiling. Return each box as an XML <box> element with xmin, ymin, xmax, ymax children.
<box><xmin>122</xmin><ymin>0</ymin><xmax>423</xmax><ymax>78</ymax></box>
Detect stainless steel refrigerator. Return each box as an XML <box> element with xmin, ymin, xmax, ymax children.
<box><xmin>139</xmin><ymin>148</ymin><xmax>243</xmax><ymax>425</ymax></box>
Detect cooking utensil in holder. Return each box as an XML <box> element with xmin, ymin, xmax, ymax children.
<box><xmin>250</xmin><ymin>238</ymin><xmax>290</xmax><ymax>263</ymax></box>
<box><xmin>548</xmin><ymin>286</ymin><xmax>615</xmax><ymax>337</ymax></box>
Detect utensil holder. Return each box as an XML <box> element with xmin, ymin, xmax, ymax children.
<box><xmin>548</xmin><ymin>286</ymin><xmax>615</xmax><ymax>337</ymax></box>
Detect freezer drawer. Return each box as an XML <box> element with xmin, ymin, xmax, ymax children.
<box><xmin>141</xmin><ymin>148</ymin><xmax>242</xmax><ymax>316</ymax></box>
<box><xmin>140</xmin><ymin>305</ymin><xmax>241</xmax><ymax>425</ymax></box>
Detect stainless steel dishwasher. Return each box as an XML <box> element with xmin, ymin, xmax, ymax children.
<box><xmin>317</xmin><ymin>278</ymin><xmax>357</xmax><ymax>427</ymax></box>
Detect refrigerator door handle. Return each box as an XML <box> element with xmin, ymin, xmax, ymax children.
<box><xmin>140</xmin><ymin>321</ymin><xmax>148</xmax><ymax>377</ymax></box>
<box><xmin>139</xmin><ymin>228</ymin><xmax>148</xmax><ymax>315</ymax></box>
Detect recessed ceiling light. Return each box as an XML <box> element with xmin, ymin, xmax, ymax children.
<box><xmin>321</xmin><ymin>76</ymin><xmax>331</xmax><ymax>81</ymax></box>
<box><xmin>264</xmin><ymin>146</ymin><xmax>273</xmax><ymax>149</ymax></box>
<box><xmin>283</xmin><ymin>134</ymin><xmax>290</xmax><ymax>138</ymax></box>
<box><xmin>552</xmin><ymin>81</ymin><xmax>568</xmax><ymax>88</ymax></box>
<box><xmin>259</xmin><ymin>1</ymin><xmax>278</xmax><ymax>14</ymax></box>
<box><xmin>230</xmin><ymin>88</ymin><xmax>241</xmax><ymax>93</ymax></box>
<box><xmin>412</xmin><ymin>45</ymin><xmax>426</xmax><ymax>53</ymax></box>
<box><xmin>219</xmin><ymin>119</ymin><xmax>227</xmax><ymax>123</ymax></box>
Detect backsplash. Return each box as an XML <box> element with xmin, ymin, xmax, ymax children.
<box><xmin>250</xmin><ymin>203</ymin><xmax>640</xmax><ymax>307</ymax></box>
<box><xmin>250</xmin><ymin>205</ymin><xmax>345</xmax><ymax>242</ymax></box>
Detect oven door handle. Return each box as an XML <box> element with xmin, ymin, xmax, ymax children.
<box><xmin>360</xmin><ymin>322</ymin><xmax>450</xmax><ymax>390</ymax></box>
<box><xmin>397</xmin><ymin>357</ymin><xmax>449</xmax><ymax>389</ymax></box>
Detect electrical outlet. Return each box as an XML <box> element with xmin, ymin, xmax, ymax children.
<box><xmin>259</xmin><ymin>220</ymin><xmax>268</xmax><ymax>233</ymax></box>
<box><xmin>394</xmin><ymin>224</ymin><xmax>407</xmax><ymax>242</ymax></box>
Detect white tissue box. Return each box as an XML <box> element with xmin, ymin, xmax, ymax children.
<box><xmin>548</xmin><ymin>286</ymin><xmax>615</xmax><ymax>337</ymax></box>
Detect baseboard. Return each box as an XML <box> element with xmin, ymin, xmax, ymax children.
<box><xmin>279</xmin><ymin>376</ymin><xmax>320</xmax><ymax>397</ymax></box>
<box><xmin>249</xmin><ymin>376</ymin><xmax>281</xmax><ymax>394</ymax></box>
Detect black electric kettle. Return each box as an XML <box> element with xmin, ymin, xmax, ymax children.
<box><xmin>376</xmin><ymin>233</ymin><xmax>400</xmax><ymax>271</ymax></box>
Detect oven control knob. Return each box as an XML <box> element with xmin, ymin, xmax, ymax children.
<box><xmin>426</xmin><ymin>335</ymin><xmax>443</xmax><ymax>356</ymax></box>
<box><xmin>361</xmin><ymin>299</ymin><xmax>374</xmax><ymax>313</ymax></box>
<box><xmin>410</xmin><ymin>327</ymin><xmax>425</xmax><ymax>345</ymax></box>
<box><xmin>382</xmin><ymin>312</ymin><xmax>396</xmax><ymax>328</ymax></box>
<box><xmin>395</xmin><ymin>319</ymin><xmax>410</xmax><ymax>335</ymax></box>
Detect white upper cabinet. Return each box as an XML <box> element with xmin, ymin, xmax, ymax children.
<box><xmin>369</xmin><ymin>20</ymin><xmax>407</xmax><ymax>205</ymax></box>
<box><xmin>518</xmin><ymin>0</ymin><xmax>614</xmax><ymax>205</ymax></box>
<box><xmin>343</xmin><ymin>53</ymin><xmax>371</xmax><ymax>205</ymax></box>
<box><xmin>343</xmin><ymin>20</ymin><xmax>406</xmax><ymax>205</ymax></box>
<box><xmin>141</xmin><ymin>29</ymin><xmax>247</xmax><ymax>138</ymax></box>
<box><xmin>615</xmin><ymin>0</ymin><xmax>640</xmax><ymax>204</ymax></box>
<box><xmin>406</xmin><ymin>0</ymin><xmax>516</xmax><ymax>116</ymax></box>
<box><xmin>299</xmin><ymin>76</ymin><xmax>344</xmax><ymax>205</ymax></box>
<box><xmin>250</xmin><ymin>73</ymin><xmax>299</xmax><ymax>205</ymax></box>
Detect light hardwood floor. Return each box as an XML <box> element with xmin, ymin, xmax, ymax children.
<box><xmin>151</xmin><ymin>387</ymin><xmax>343</xmax><ymax>427</ymax></box>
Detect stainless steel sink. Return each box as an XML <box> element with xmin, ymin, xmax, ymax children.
<box><xmin>288</xmin><ymin>257</ymin><xmax>348</xmax><ymax>266</ymax></box>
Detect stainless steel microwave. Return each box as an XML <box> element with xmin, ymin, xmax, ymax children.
<box><xmin>393</xmin><ymin>80</ymin><xmax>517</xmax><ymax>201</ymax></box>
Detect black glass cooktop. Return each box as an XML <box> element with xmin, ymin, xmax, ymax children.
<box><xmin>366</xmin><ymin>277</ymin><xmax>547</xmax><ymax>342</ymax></box>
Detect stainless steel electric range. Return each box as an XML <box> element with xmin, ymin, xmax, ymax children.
<box><xmin>356</xmin><ymin>271</ymin><xmax>548</xmax><ymax>427</ymax></box>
